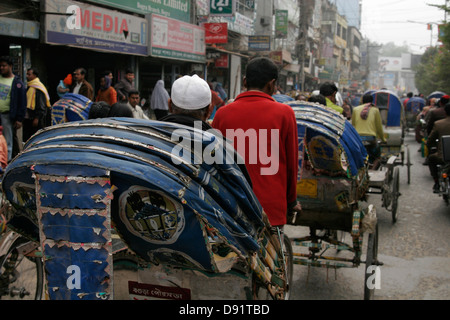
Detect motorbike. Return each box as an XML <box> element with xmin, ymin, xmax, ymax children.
<box><xmin>436</xmin><ymin>136</ymin><xmax>450</xmax><ymax>205</ymax></box>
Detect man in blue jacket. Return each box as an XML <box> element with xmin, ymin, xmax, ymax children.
<box><xmin>0</xmin><ymin>56</ymin><xmax>27</xmax><ymax>161</ymax></box>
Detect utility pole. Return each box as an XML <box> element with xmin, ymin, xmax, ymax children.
<box><xmin>298</xmin><ymin>0</ymin><xmax>307</xmax><ymax>91</ymax></box>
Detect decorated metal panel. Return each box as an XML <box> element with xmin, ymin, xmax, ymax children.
<box><xmin>34</xmin><ymin>166</ymin><xmax>113</xmax><ymax>300</ymax></box>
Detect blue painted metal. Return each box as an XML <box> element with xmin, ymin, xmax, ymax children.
<box><xmin>34</xmin><ymin>166</ymin><xmax>112</xmax><ymax>300</ymax></box>
<box><xmin>371</xmin><ymin>90</ymin><xmax>403</xmax><ymax>127</ymax></box>
<box><xmin>287</xmin><ymin>101</ymin><xmax>367</xmax><ymax>177</ymax></box>
<box><xmin>2</xmin><ymin>118</ymin><xmax>266</xmax><ymax>278</ymax></box>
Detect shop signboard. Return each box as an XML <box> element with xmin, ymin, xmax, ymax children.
<box><xmin>87</xmin><ymin>0</ymin><xmax>190</xmax><ymax>23</ymax></box>
<box><xmin>204</xmin><ymin>22</ymin><xmax>228</xmax><ymax>44</ymax></box>
<box><xmin>209</xmin><ymin>0</ymin><xmax>235</xmax><ymax>17</ymax></box>
<box><xmin>275</xmin><ymin>10</ymin><xmax>288</xmax><ymax>39</ymax></box>
<box><xmin>0</xmin><ymin>17</ymin><xmax>39</xmax><ymax>39</ymax></box>
<box><xmin>44</xmin><ymin>0</ymin><xmax>148</xmax><ymax>56</ymax></box>
<box><xmin>215</xmin><ymin>53</ymin><xmax>229</xmax><ymax>68</ymax></box>
<box><xmin>248</xmin><ymin>35</ymin><xmax>270</xmax><ymax>51</ymax></box>
<box><xmin>150</xmin><ymin>14</ymin><xmax>206</xmax><ymax>63</ymax></box>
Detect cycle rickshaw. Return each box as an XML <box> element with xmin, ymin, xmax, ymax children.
<box><xmin>286</xmin><ymin>101</ymin><xmax>380</xmax><ymax>300</ymax></box>
<box><xmin>405</xmin><ymin>97</ymin><xmax>426</xmax><ymax>131</ymax></box>
<box><xmin>0</xmin><ymin>116</ymin><xmax>292</xmax><ymax>300</ymax></box>
<box><xmin>372</xmin><ymin>90</ymin><xmax>412</xmax><ymax>184</ymax></box>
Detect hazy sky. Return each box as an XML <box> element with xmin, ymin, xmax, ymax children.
<box><xmin>360</xmin><ymin>0</ymin><xmax>447</xmax><ymax>53</ymax></box>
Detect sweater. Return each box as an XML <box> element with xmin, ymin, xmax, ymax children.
<box><xmin>212</xmin><ymin>91</ymin><xmax>299</xmax><ymax>226</ymax></box>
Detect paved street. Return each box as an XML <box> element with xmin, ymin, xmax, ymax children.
<box><xmin>287</xmin><ymin>131</ymin><xmax>450</xmax><ymax>300</ymax></box>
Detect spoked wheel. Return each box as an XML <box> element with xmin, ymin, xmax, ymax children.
<box><xmin>442</xmin><ymin>177</ymin><xmax>450</xmax><ymax>206</ymax></box>
<box><xmin>364</xmin><ymin>224</ymin><xmax>379</xmax><ymax>300</ymax></box>
<box><xmin>253</xmin><ymin>233</ymin><xmax>293</xmax><ymax>300</ymax></box>
<box><xmin>406</xmin><ymin>146</ymin><xmax>411</xmax><ymax>184</ymax></box>
<box><xmin>0</xmin><ymin>236</ymin><xmax>43</xmax><ymax>300</ymax></box>
<box><xmin>391</xmin><ymin>166</ymin><xmax>400</xmax><ymax>223</ymax></box>
<box><xmin>282</xmin><ymin>235</ymin><xmax>293</xmax><ymax>300</ymax></box>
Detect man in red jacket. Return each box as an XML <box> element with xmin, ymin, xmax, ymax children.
<box><xmin>212</xmin><ymin>57</ymin><xmax>301</xmax><ymax>227</ymax></box>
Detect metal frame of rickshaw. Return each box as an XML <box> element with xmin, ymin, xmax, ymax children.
<box><xmin>286</xmin><ymin>101</ymin><xmax>381</xmax><ymax>300</ymax></box>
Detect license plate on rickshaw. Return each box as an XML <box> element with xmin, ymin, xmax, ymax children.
<box><xmin>297</xmin><ymin>179</ymin><xmax>318</xmax><ymax>198</ymax></box>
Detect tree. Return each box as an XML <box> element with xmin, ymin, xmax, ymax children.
<box><xmin>414</xmin><ymin>47</ymin><xmax>441</xmax><ymax>94</ymax></box>
<box><xmin>414</xmin><ymin>4</ymin><xmax>450</xmax><ymax>95</ymax></box>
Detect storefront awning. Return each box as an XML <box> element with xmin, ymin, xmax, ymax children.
<box><xmin>283</xmin><ymin>64</ymin><xmax>300</xmax><ymax>73</ymax></box>
<box><xmin>206</xmin><ymin>45</ymin><xmax>249</xmax><ymax>59</ymax></box>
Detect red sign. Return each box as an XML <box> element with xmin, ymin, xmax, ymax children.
<box><xmin>204</xmin><ymin>22</ymin><xmax>228</xmax><ymax>44</ymax></box>
<box><xmin>215</xmin><ymin>53</ymin><xmax>229</xmax><ymax>68</ymax></box>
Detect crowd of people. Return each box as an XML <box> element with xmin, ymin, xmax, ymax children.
<box><xmin>417</xmin><ymin>94</ymin><xmax>450</xmax><ymax>193</ymax></box>
<box><xmin>2</xmin><ymin>52</ymin><xmax>449</xmax><ymax>228</ymax></box>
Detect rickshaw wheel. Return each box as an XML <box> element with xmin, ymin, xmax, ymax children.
<box><xmin>252</xmin><ymin>234</ymin><xmax>293</xmax><ymax>300</ymax></box>
<box><xmin>282</xmin><ymin>235</ymin><xmax>294</xmax><ymax>300</ymax></box>
<box><xmin>406</xmin><ymin>146</ymin><xmax>411</xmax><ymax>184</ymax></box>
<box><xmin>391</xmin><ymin>166</ymin><xmax>400</xmax><ymax>223</ymax></box>
<box><xmin>364</xmin><ymin>224</ymin><xmax>379</xmax><ymax>300</ymax></box>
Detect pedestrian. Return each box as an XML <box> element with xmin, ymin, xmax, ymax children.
<box><xmin>342</xmin><ymin>97</ymin><xmax>352</xmax><ymax>120</ymax></box>
<box><xmin>103</xmin><ymin>70</ymin><xmax>113</xmax><ymax>83</ymax></box>
<box><xmin>0</xmin><ymin>56</ymin><xmax>27</xmax><ymax>162</ymax></box>
<box><xmin>352</xmin><ymin>93</ymin><xmax>386</xmax><ymax>169</ymax></box>
<box><xmin>308</xmin><ymin>93</ymin><xmax>327</xmax><ymax>105</ymax></box>
<box><xmin>24</xmin><ymin>67</ymin><xmax>51</xmax><ymax>142</ymax></box>
<box><xmin>208</xmin><ymin>81</ymin><xmax>224</xmax><ymax>119</ymax></box>
<box><xmin>71</xmin><ymin>67</ymin><xmax>94</xmax><ymax>100</ymax></box>
<box><xmin>319</xmin><ymin>82</ymin><xmax>344</xmax><ymax>114</ymax></box>
<box><xmin>127</xmin><ymin>90</ymin><xmax>148</xmax><ymax>119</ymax></box>
<box><xmin>427</xmin><ymin>103</ymin><xmax>450</xmax><ymax>193</ymax></box>
<box><xmin>0</xmin><ymin>126</ymin><xmax>7</xmax><ymax>170</ymax></box>
<box><xmin>114</xmin><ymin>68</ymin><xmax>135</xmax><ymax>102</ymax></box>
<box><xmin>88</xmin><ymin>101</ymin><xmax>111</xmax><ymax>119</ymax></box>
<box><xmin>426</xmin><ymin>95</ymin><xmax>450</xmax><ymax>136</ymax></box>
<box><xmin>56</xmin><ymin>73</ymin><xmax>72</xmax><ymax>98</ymax></box>
<box><xmin>214</xmin><ymin>81</ymin><xmax>228</xmax><ymax>101</ymax></box>
<box><xmin>160</xmin><ymin>74</ymin><xmax>214</xmax><ymax>131</ymax></box>
<box><xmin>96</xmin><ymin>74</ymin><xmax>117</xmax><ymax>106</ymax></box>
<box><xmin>108</xmin><ymin>102</ymin><xmax>134</xmax><ymax>118</ymax></box>
<box><xmin>212</xmin><ymin>57</ymin><xmax>302</xmax><ymax>228</ymax></box>
<box><xmin>159</xmin><ymin>74</ymin><xmax>252</xmax><ymax>185</ymax></box>
<box><xmin>150</xmin><ymin>79</ymin><xmax>170</xmax><ymax>120</ymax></box>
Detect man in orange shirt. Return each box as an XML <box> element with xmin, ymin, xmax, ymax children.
<box><xmin>96</xmin><ymin>74</ymin><xmax>117</xmax><ymax>106</ymax></box>
<box><xmin>0</xmin><ymin>126</ymin><xmax>7</xmax><ymax>169</ymax></box>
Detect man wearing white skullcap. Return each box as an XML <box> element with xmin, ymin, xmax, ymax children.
<box><xmin>159</xmin><ymin>74</ymin><xmax>252</xmax><ymax>185</ymax></box>
<box><xmin>160</xmin><ymin>75</ymin><xmax>213</xmax><ymax>130</ymax></box>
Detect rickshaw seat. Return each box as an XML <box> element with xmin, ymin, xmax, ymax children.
<box><xmin>368</xmin><ymin>170</ymin><xmax>386</xmax><ymax>187</ymax></box>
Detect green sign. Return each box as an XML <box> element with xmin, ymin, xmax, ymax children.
<box><xmin>209</xmin><ymin>0</ymin><xmax>235</xmax><ymax>17</ymax></box>
<box><xmin>87</xmin><ymin>0</ymin><xmax>191</xmax><ymax>22</ymax></box>
<box><xmin>275</xmin><ymin>10</ymin><xmax>288</xmax><ymax>39</ymax></box>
